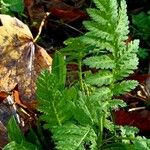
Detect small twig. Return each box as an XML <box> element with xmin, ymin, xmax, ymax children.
<box><xmin>33</xmin><ymin>12</ymin><xmax>50</xmax><ymax>42</ymax></box>
<box><xmin>62</xmin><ymin>22</ymin><xmax>84</xmax><ymax>34</ymax></box>
<box><xmin>128</xmin><ymin>107</ymin><xmax>146</xmax><ymax>112</ymax></box>
<box><xmin>49</xmin><ymin>19</ymin><xmax>84</xmax><ymax>34</ymax></box>
<box><xmin>126</xmin><ymin>93</ymin><xmax>146</xmax><ymax>101</ymax></box>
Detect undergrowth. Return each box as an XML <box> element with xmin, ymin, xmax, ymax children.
<box><xmin>0</xmin><ymin>0</ymin><xmax>24</xmax><ymax>15</ymax></box>
<box><xmin>3</xmin><ymin>0</ymin><xmax>150</xmax><ymax>150</ymax></box>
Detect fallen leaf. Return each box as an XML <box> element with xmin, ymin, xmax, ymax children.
<box><xmin>114</xmin><ymin>109</ymin><xmax>150</xmax><ymax>132</ymax></box>
<box><xmin>13</xmin><ymin>90</ymin><xmax>27</xmax><ymax>109</ymax></box>
<box><xmin>0</xmin><ymin>14</ymin><xmax>52</xmax><ymax>104</ymax></box>
<box><xmin>0</xmin><ymin>92</ymin><xmax>8</xmax><ymax>102</ymax></box>
<box><xmin>49</xmin><ymin>8</ymin><xmax>88</xmax><ymax>22</ymax></box>
<box><xmin>25</xmin><ymin>0</ymin><xmax>88</xmax><ymax>24</ymax></box>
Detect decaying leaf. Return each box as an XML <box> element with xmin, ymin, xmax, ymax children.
<box><xmin>0</xmin><ymin>14</ymin><xmax>52</xmax><ymax>103</ymax></box>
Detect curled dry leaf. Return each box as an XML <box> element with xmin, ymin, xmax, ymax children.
<box><xmin>0</xmin><ymin>14</ymin><xmax>52</xmax><ymax>103</ymax></box>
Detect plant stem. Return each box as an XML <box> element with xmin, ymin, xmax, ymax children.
<box><xmin>78</xmin><ymin>58</ymin><xmax>84</xmax><ymax>92</ymax></box>
<box><xmin>97</xmin><ymin>113</ymin><xmax>105</xmax><ymax>150</ymax></box>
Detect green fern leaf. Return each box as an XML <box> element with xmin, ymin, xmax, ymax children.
<box><xmin>52</xmin><ymin>51</ymin><xmax>66</xmax><ymax>88</ymax></box>
<box><xmin>3</xmin><ymin>141</ymin><xmax>35</xmax><ymax>150</ymax></box>
<box><xmin>114</xmin><ymin>54</ymin><xmax>138</xmax><ymax>80</ymax></box>
<box><xmin>112</xmin><ymin>80</ymin><xmax>138</xmax><ymax>96</ymax></box>
<box><xmin>74</xmin><ymin>92</ymin><xmax>94</xmax><ymax>125</ymax></box>
<box><xmin>3</xmin><ymin>117</ymin><xmax>38</xmax><ymax>150</ymax></box>
<box><xmin>83</xmin><ymin>21</ymin><xmax>114</xmax><ymax>41</ymax></box>
<box><xmin>109</xmin><ymin>99</ymin><xmax>127</xmax><ymax>109</ymax></box>
<box><xmin>83</xmin><ymin>55</ymin><xmax>115</xmax><ymax>69</ymax></box>
<box><xmin>104</xmin><ymin>119</ymin><xmax>115</xmax><ymax>132</ymax></box>
<box><xmin>103</xmin><ymin>143</ymin><xmax>137</xmax><ymax>150</ymax></box>
<box><xmin>85</xmin><ymin>8</ymin><xmax>108</xmax><ymax>25</ymax></box>
<box><xmin>86</xmin><ymin>71</ymin><xmax>113</xmax><ymax>86</ymax></box>
<box><xmin>116</xmin><ymin>0</ymin><xmax>129</xmax><ymax>42</ymax></box>
<box><xmin>82</xmin><ymin>0</ymin><xmax>119</xmax><ymax>50</ymax></box>
<box><xmin>92</xmin><ymin>0</ymin><xmax>108</xmax><ymax>12</ymax></box>
<box><xmin>88</xmin><ymin>0</ymin><xmax>118</xmax><ymax>25</ymax></box>
<box><xmin>73</xmin><ymin>90</ymin><xmax>110</xmax><ymax>126</ymax></box>
<box><xmin>90</xmin><ymin>87</ymin><xmax>112</xmax><ymax>101</ymax></box>
<box><xmin>52</xmin><ymin>124</ymin><xmax>97</xmax><ymax>150</ymax></box>
<box><xmin>37</xmin><ymin>70</ymin><xmax>75</xmax><ymax>127</ymax></box>
<box><xmin>133</xmin><ymin>137</ymin><xmax>150</xmax><ymax>150</ymax></box>
<box><xmin>61</xmin><ymin>37</ymin><xmax>93</xmax><ymax>60</ymax></box>
<box><xmin>87</xmin><ymin>88</ymin><xmax>113</xmax><ymax>125</ymax></box>
<box><xmin>81</xmin><ymin>35</ymin><xmax>115</xmax><ymax>52</ymax></box>
<box><xmin>115</xmin><ymin>40</ymin><xmax>139</xmax><ymax>79</ymax></box>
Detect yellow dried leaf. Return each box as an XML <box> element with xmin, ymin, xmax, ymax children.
<box><xmin>0</xmin><ymin>14</ymin><xmax>52</xmax><ymax>102</ymax></box>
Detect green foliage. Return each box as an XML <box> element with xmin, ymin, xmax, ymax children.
<box><xmin>85</xmin><ymin>70</ymin><xmax>114</xmax><ymax>86</ymax></box>
<box><xmin>132</xmin><ymin>11</ymin><xmax>150</xmax><ymax>41</ymax></box>
<box><xmin>133</xmin><ymin>137</ymin><xmax>150</xmax><ymax>150</ymax></box>
<box><xmin>61</xmin><ymin>37</ymin><xmax>92</xmax><ymax>61</ymax></box>
<box><xmin>52</xmin><ymin>51</ymin><xmax>67</xmax><ymax>88</ymax></box>
<box><xmin>3</xmin><ymin>117</ymin><xmax>40</xmax><ymax>150</ymax></box>
<box><xmin>119</xmin><ymin>126</ymin><xmax>139</xmax><ymax>144</ymax></box>
<box><xmin>112</xmin><ymin>80</ymin><xmax>138</xmax><ymax>96</ymax></box>
<box><xmin>83</xmin><ymin>55</ymin><xmax>115</xmax><ymax>69</ymax></box>
<box><xmin>0</xmin><ymin>0</ymin><xmax>24</xmax><ymax>14</ymax></box>
<box><xmin>137</xmin><ymin>48</ymin><xmax>149</xmax><ymax>60</ymax></box>
<box><xmin>3</xmin><ymin>141</ymin><xmax>31</xmax><ymax>150</ymax></box>
<box><xmin>6</xmin><ymin>117</ymin><xmax>24</xmax><ymax>143</ymax></box>
<box><xmin>131</xmin><ymin>11</ymin><xmax>150</xmax><ymax>59</ymax></box>
<box><xmin>35</xmin><ymin>0</ymin><xmax>147</xmax><ymax>149</ymax></box>
<box><xmin>37</xmin><ymin>70</ymin><xmax>75</xmax><ymax>127</ymax></box>
<box><xmin>3</xmin><ymin>0</ymin><xmax>150</xmax><ymax>150</ymax></box>
<box><xmin>37</xmin><ymin>52</ymin><xmax>77</xmax><ymax>129</ymax></box>
<box><xmin>52</xmin><ymin>124</ymin><xmax>97</xmax><ymax>150</ymax></box>
<box><xmin>103</xmin><ymin>143</ymin><xmax>136</xmax><ymax>150</ymax></box>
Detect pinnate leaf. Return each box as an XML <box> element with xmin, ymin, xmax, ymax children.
<box><xmin>52</xmin><ymin>124</ymin><xmax>97</xmax><ymax>150</ymax></box>
<box><xmin>86</xmin><ymin>71</ymin><xmax>113</xmax><ymax>86</ymax></box>
<box><xmin>83</xmin><ymin>55</ymin><xmax>115</xmax><ymax>69</ymax></box>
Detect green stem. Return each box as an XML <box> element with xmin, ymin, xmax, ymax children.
<box><xmin>97</xmin><ymin>113</ymin><xmax>105</xmax><ymax>150</ymax></box>
<box><xmin>78</xmin><ymin>58</ymin><xmax>84</xmax><ymax>92</ymax></box>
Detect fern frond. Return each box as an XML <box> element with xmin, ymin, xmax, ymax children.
<box><xmin>86</xmin><ymin>71</ymin><xmax>113</xmax><ymax>86</ymax></box>
<box><xmin>104</xmin><ymin>119</ymin><xmax>115</xmax><ymax>132</ymax></box>
<box><xmin>85</xmin><ymin>9</ymin><xmax>109</xmax><ymax>26</ymax></box>
<box><xmin>116</xmin><ymin>0</ymin><xmax>129</xmax><ymax>42</ymax></box>
<box><xmin>112</xmin><ymin>80</ymin><xmax>138</xmax><ymax>96</ymax></box>
<box><xmin>90</xmin><ymin>87</ymin><xmax>112</xmax><ymax>101</ymax></box>
<box><xmin>92</xmin><ymin>0</ymin><xmax>107</xmax><ymax>12</ymax></box>
<box><xmin>110</xmin><ymin>99</ymin><xmax>127</xmax><ymax>109</ymax></box>
<box><xmin>89</xmin><ymin>0</ymin><xmax>118</xmax><ymax>25</ymax></box>
<box><xmin>52</xmin><ymin>124</ymin><xmax>97</xmax><ymax>150</ymax></box>
<box><xmin>82</xmin><ymin>0</ymin><xmax>119</xmax><ymax>48</ymax></box>
<box><xmin>61</xmin><ymin>37</ymin><xmax>93</xmax><ymax>60</ymax></box>
<box><xmin>74</xmin><ymin>92</ymin><xmax>94</xmax><ymax>125</ymax></box>
<box><xmin>115</xmin><ymin>55</ymin><xmax>138</xmax><ymax>80</ymax></box>
<box><xmin>37</xmin><ymin>70</ymin><xmax>75</xmax><ymax>127</ymax></box>
<box><xmin>36</xmin><ymin>0</ymin><xmax>141</xmax><ymax>149</ymax></box>
<box><xmin>52</xmin><ymin>51</ymin><xmax>66</xmax><ymax>88</ymax></box>
<box><xmin>115</xmin><ymin>40</ymin><xmax>139</xmax><ymax>80</ymax></box>
<box><xmin>84</xmin><ymin>21</ymin><xmax>114</xmax><ymax>41</ymax></box>
<box><xmin>83</xmin><ymin>55</ymin><xmax>115</xmax><ymax>69</ymax></box>
<box><xmin>81</xmin><ymin>35</ymin><xmax>114</xmax><ymax>52</ymax></box>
